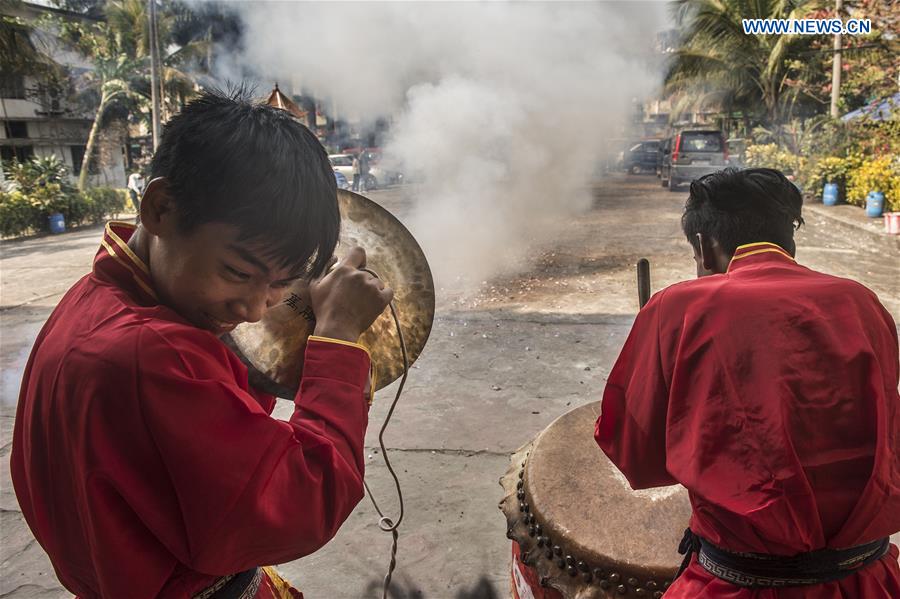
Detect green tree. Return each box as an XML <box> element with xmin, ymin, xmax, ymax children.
<box><xmin>57</xmin><ymin>17</ymin><xmax>142</xmax><ymax>190</ymax></box>
<box><xmin>53</xmin><ymin>0</ymin><xmax>208</xmax><ymax>190</ymax></box>
<box><xmin>0</xmin><ymin>0</ymin><xmax>58</xmax><ymax>78</ymax></box>
<box><xmin>666</xmin><ymin>0</ymin><xmax>819</xmax><ymax>129</ymax></box>
<box><xmin>105</xmin><ymin>0</ymin><xmax>205</xmax><ymax>121</ymax></box>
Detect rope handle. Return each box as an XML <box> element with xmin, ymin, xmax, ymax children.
<box><xmin>360</xmin><ymin>268</ymin><xmax>408</xmax><ymax>599</ymax></box>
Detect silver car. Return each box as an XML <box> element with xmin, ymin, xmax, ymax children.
<box><xmin>660</xmin><ymin>130</ymin><xmax>728</xmax><ymax>191</ymax></box>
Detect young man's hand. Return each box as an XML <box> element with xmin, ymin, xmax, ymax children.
<box><xmin>309</xmin><ymin>247</ymin><xmax>394</xmax><ymax>343</ymax></box>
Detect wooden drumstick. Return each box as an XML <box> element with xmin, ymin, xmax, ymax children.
<box><xmin>637</xmin><ymin>258</ymin><xmax>651</xmax><ymax>308</ymax></box>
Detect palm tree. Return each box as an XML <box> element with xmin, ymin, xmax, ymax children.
<box><xmin>105</xmin><ymin>0</ymin><xmax>205</xmax><ymax>120</ymax></box>
<box><xmin>76</xmin><ymin>55</ymin><xmax>140</xmax><ymax>190</ymax></box>
<box><xmin>0</xmin><ymin>0</ymin><xmax>58</xmax><ymax>78</ymax></box>
<box><xmin>665</xmin><ymin>0</ymin><xmax>819</xmax><ymax>129</ymax></box>
<box><xmin>54</xmin><ymin>17</ymin><xmax>143</xmax><ymax>190</ymax></box>
<box><xmin>55</xmin><ymin>0</ymin><xmax>208</xmax><ymax>189</ymax></box>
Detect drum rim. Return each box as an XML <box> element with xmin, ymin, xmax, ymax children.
<box><xmin>499</xmin><ymin>402</ymin><xmax>685</xmax><ymax>598</ymax></box>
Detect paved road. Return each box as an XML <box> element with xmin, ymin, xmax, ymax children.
<box><xmin>1</xmin><ymin>176</ymin><xmax>897</xmax><ymax>598</ymax></box>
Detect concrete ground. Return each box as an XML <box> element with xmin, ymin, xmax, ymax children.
<box><xmin>1</xmin><ymin>175</ymin><xmax>898</xmax><ymax>598</ymax></box>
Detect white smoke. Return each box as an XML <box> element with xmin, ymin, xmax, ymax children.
<box><xmin>231</xmin><ymin>2</ymin><xmax>667</xmax><ymax>289</ymax></box>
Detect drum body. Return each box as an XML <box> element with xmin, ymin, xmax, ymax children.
<box><xmin>499</xmin><ymin>402</ymin><xmax>692</xmax><ymax>599</ymax></box>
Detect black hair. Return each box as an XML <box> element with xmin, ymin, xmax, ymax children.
<box><xmin>681</xmin><ymin>168</ymin><xmax>804</xmax><ymax>256</ymax></box>
<box><xmin>150</xmin><ymin>87</ymin><xmax>339</xmax><ymax>278</ymax></box>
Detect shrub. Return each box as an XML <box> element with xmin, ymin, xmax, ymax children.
<box><xmin>1</xmin><ymin>156</ymin><xmax>127</xmax><ymax>237</ymax></box>
<box><xmin>846</xmin><ymin>155</ymin><xmax>900</xmax><ymax>211</ymax></box>
<box><xmin>744</xmin><ymin>143</ymin><xmax>806</xmax><ymax>176</ymax></box>
<box><xmin>0</xmin><ymin>190</ymin><xmax>42</xmax><ymax>237</ymax></box>
<box><xmin>802</xmin><ymin>155</ymin><xmax>863</xmax><ymax>200</ymax></box>
<box><xmin>82</xmin><ymin>187</ymin><xmax>127</xmax><ymax>223</ymax></box>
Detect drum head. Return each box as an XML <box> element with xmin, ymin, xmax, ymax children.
<box><xmin>227</xmin><ymin>190</ymin><xmax>435</xmax><ymax>398</ymax></box>
<box><xmin>500</xmin><ymin>402</ymin><xmax>691</xmax><ymax>597</ymax></box>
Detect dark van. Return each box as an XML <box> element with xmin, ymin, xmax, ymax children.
<box><xmin>659</xmin><ymin>130</ymin><xmax>728</xmax><ymax>191</ymax></box>
<box><xmin>624</xmin><ymin>140</ymin><xmax>661</xmax><ymax>174</ymax></box>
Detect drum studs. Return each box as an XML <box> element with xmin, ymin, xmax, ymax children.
<box><xmin>566</xmin><ymin>565</ymin><xmax>578</xmax><ymax>577</ymax></box>
<box><xmin>646</xmin><ymin>581</ymin><xmax>658</xmax><ymax>591</ymax></box>
<box><xmin>599</xmin><ymin>580</ymin><xmax>611</xmax><ymax>590</ymax></box>
<box><xmin>517</xmin><ymin>489</ymin><xmax>525</xmax><ymax>500</ymax></box>
<box><xmin>535</xmin><ymin>524</ymin><xmax>542</xmax><ymax>536</ymax></box>
<box><xmin>553</xmin><ymin>545</ymin><xmax>562</xmax><ymax>556</ymax></box>
<box><xmin>617</xmin><ymin>584</ymin><xmax>627</xmax><ymax>595</ymax></box>
<box><xmin>536</xmin><ymin>536</ymin><xmax>545</xmax><ymax>548</ymax></box>
<box><xmin>516</xmin><ymin>480</ymin><xmax>524</xmax><ymax>489</ymax></box>
<box><xmin>528</xmin><ymin>525</ymin><xmax>536</xmax><ymax>537</ymax></box>
<box><xmin>577</xmin><ymin>561</ymin><xmax>588</xmax><ymax>572</ymax></box>
<box><xmin>556</xmin><ymin>557</ymin><xmax>566</xmax><ymax>569</ymax></box>
<box><xmin>545</xmin><ymin>547</ymin><xmax>554</xmax><ymax>559</ymax></box>
<box><xmin>593</xmin><ymin>568</ymin><xmax>605</xmax><ymax>581</ymax></box>
<box><xmin>609</xmin><ymin>573</ymin><xmax>621</xmax><ymax>584</ymax></box>
<box><xmin>518</xmin><ymin>470</ymin><xmax>524</xmax><ymax>479</ymax></box>
<box><xmin>519</xmin><ymin>503</ymin><xmax>527</xmax><ymax>513</ymax></box>
<box><xmin>582</xmin><ymin>572</ymin><xmax>593</xmax><ymax>584</ymax></box>
<box><xmin>628</xmin><ymin>577</ymin><xmax>639</xmax><ymax>587</ymax></box>
<box><xmin>635</xmin><ymin>589</ymin><xmax>647</xmax><ymax>597</ymax></box>
<box><xmin>565</xmin><ymin>555</ymin><xmax>575</xmax><ymax>567</ymax></box>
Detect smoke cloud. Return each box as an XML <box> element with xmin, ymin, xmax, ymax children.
<box><xmin>230</xmin><ymin>2</ymin><xmax>666</xmax><ymax>290</ymax></box>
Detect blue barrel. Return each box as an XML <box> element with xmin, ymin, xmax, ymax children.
<box><xmin>866</xmin><ymin>191</ymin><xmax>885</xmax><ymax>218</ymax></box>
<box><xmin>48</xmin><ymin>212</ymin><xmax>66</xmax><ymax>234</ymax></box>
<box><xmin>822</xmin><ymin>183</ymin><xmax>840</xmax><ymax>206</ymax></box>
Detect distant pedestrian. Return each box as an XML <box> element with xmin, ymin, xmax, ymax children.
<box><xmin>359</xmin><ymin>152</ymin><xmax>370</xmax><ymax>192</ymax></box>
<box><xmin>126</xmin><ymin>171</ymin><xmax>144</xmax><ymax>223</ymax></box>
<box><xmin>351</xmin><ymin>155</ymin><xmax>361</xmax><ymax>192</ymax></box>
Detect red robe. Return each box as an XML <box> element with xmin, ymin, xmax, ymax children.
<box><xmin>596</xmin><ymin>242</ymin><xmax>900</xmax><ymax>598</ymax></box>
<box><xmin>11</xmin><ymin>223</ymin><xmax>371</xmax><ymax>598</ymax></box>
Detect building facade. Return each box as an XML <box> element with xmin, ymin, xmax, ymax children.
<box><xmin>0</xmin><ymin>2</ymin><xmax>127</xmax><ymax>188</ymax></box>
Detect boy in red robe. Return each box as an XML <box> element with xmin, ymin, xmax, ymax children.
<box><xmin>11</xmin><ymin>90</ymin><xmax>393</xmax><ymax>598</ymax></box>
<box><xmin>596</xmin><ymin>168</ymin><xmax>899</xmax><ymax>597</ymax></box>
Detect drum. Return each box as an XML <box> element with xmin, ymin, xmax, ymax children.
<box><xmin>499</xmin><ymin>402</ymin><xmax>691</xmax><ymax>599</ymax></box>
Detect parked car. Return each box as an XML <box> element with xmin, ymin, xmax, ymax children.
<box><xmin>624</xmin><ymin>140</ymin><xmax>661</xmax><ymax>174</ymax></box>
<box><xmin>659</xmin><ymin>130</ymin><xmax>728</xmax><ymax>191</ymax></box>
<box><xmin>329</xmin><ymin>154</ymin><xmax>355</xmax><ymax>183</ymax></box>
<box><xmin>334</xmin><ymin>170</ymin><xmax>351</xmax><ymax>190</ymax></box>
<box><xmin>363</xmin><ymin>150</ymin><xmax>405</xmax><ymax>188</ymax></box>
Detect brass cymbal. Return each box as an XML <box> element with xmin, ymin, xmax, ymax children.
<box><xmin>226</xmin><ymin>190</ymin><xmax>435</xmax><ymax>398</ymax></box>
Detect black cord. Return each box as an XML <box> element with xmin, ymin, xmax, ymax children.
<box><xmin>361</xmin><ymin>269</ymin><xmax>408</xmax><ymax>599</ymax></box>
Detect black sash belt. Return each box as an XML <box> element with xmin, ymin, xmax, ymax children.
<box><xmin>676</xmin><ymin>529</ymin><xmax>891</xmax><ymax>588</ymax></box>
<box><xmin>194</xmin><ymin>567</ymin><xmax>262</xmax><ymax>599</ymax></box>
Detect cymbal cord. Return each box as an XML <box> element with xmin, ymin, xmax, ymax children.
<box><xmin>361</xmin><ymin>268</ymin><xmax>408</xmax><ymax>599</ymax></box>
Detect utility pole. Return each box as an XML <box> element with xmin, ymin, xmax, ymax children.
<box><xmin>830</xmin><ymin>0</ymin><xmax>843</xmax><ymax>118</ymax></box>
<box><xmin>148</xmin><ymin>0</ymin><xmax>161</xmax><ymax>150</ymax></box>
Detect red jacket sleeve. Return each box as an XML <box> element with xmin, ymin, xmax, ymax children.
<box><xmin>132</xmin><ymin>326</ymin><xmax>369</xmax><ymax>575</ymax></box>
<box><xmin>595</xmin><ymin>292</ymin><xmax>676</xmax><ymax>489</ymax></box>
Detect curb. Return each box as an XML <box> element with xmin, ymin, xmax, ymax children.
<box><xmin>804</xmin><ymin>202</ymin><xmax>900</xmax><ymax>249</ymax></box>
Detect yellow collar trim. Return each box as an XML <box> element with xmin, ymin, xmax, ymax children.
<box><xmin>99</xmin><ymin>222</ymin><xmax>158</xmax><ymax>300</ymax></box>
<box><xmin>105</xmin><ymin>222</ymin><xmax>151</xmax><ymax>276</ymax></box>
<box><xmin>728</xmin><ymin>242</ymin><xmax>795</xmax><ymax>272</ymax></box>
<box><xmin>734</xmin><ymin>241</ymin><xmax>791</xmax><ymax>253</ymax></box>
